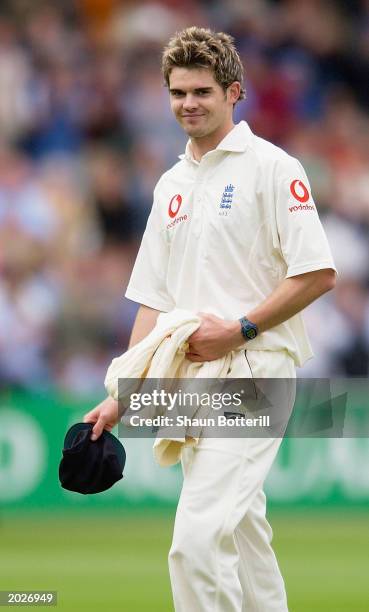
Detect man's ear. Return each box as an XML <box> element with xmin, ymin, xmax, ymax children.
<box><xmin>228</xmin><ymin>82</ymin><xmax>241</xmax><ymax>104</ymax></box>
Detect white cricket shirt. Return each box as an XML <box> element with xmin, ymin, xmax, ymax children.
<box><xmin>125</xmin><ymin>121</ymin><xmax>336</xmax><ymax>366</ymax></box>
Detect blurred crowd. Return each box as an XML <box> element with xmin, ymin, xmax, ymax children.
<box><xmin>0</xmin><ymin>0</ymin><xmax>368</xmax><ymax>394</ymax></box>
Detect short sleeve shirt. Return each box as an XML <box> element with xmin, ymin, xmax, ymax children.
<box><xmin>125</xmin><ymin>121</ymin><xmax>336</xmax><ymax>366</ymax></box>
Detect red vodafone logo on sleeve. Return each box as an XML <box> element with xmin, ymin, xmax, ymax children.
<box><xmin>290</xmin><ymin>179</ymin><xmax>309</xmax><ymax>203</ymax></box>
<box><xmin>168</xmin><ymin>194</ymin><xmax>182</xmax><ymax>218</ymax></box>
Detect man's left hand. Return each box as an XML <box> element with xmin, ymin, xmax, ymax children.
<box><xmin>186</xmin><ymin>312</ymin><xmax>243</xmax><ymax>362</ymax></box>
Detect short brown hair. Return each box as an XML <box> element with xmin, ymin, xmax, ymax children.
<box><xmin>162</xmin><ymin>26</ymin><xmax>246</xmax><ymax>102</ymax></box>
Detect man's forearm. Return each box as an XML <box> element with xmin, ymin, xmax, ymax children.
<box><xmin>128</xmin><ymin>304</ymin><xmax>162</xmax><ymax>348</ymax></box>
<box><xmin>186</xmin><ymin>268</ymin><xmax>336</xmax><ymax>361</ymax></box>
<box><xmin>244</xmin><ymin>268</ymin><xmax>336</xmax><ymax>334</ymax></box>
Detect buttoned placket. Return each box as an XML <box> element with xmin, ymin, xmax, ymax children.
<box><xmin>192</xmin><ymin>163</ymin><xmax>205</xmax><ymax>239</ymax></box>
<box><xmin>189</xmin><ymin>151</ymin><xmax>222</xmax><ymax>245</ymax></box>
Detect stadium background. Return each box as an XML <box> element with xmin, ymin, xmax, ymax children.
<box><xmin>0</xmin><ymin>0</ymin><xmax>368</xmax><ymax>610</ymax></box>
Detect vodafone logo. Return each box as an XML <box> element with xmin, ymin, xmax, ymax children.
<box><xmin>168</xmin><ymin>194</ymin><xmax>182</xmax><ymax>218</ymax></box>
<box><xmin>290</xmin><ymin>180</ymin><xmax>309</xmax><ymax>203</ymax></box>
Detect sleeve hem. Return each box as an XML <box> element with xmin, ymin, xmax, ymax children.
<box><xmin>125</xmin><ymin>288</ymin><xmax>173</xmax><ymax>312</ymax></box>
<box><xmin>286</xmin><ymin>261</ymin><xmax>337</xmax><ymax>278</ymax></box>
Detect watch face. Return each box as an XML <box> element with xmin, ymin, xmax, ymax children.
<box><xmin>246</xmin><ymin>328</ymin><xmax>256</xmax><ymax>339</ymax></box>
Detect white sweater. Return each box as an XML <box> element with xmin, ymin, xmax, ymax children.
<box><xmin>104</xmin><ymin>309</ymin><xmax>232</xmax><ymax>466</ymax></box>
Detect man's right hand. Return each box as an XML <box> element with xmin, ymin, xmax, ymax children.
<box><xmin>83</xmin><ymin>396</ymin><xmax>120</xmax><ymax>441</ymax></box>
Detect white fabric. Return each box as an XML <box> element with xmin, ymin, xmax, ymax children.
<box><xmin>169</xmin><ymin>349</ymin><xmax>296</xmax><ymax>612</ymax></box>
<box><xmin>104</xmin><ymin>309</ymin><xmax>232</xmax><ymax>466</ymax></box>
<box><xmin>125</xmin><ymin>120</ymin><xmax>336</xmax><ymax>367</ymax></box>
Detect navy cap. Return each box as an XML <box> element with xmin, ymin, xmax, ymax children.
<box><xmin>59</xmin><ymin>423</ymin><xmax>126</xmax><ymax>494</ymax></box>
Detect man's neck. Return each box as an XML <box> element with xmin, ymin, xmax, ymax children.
<box><xmin>189</xmin><ymin>120</ymin><xmax>235</xmax><ymax>162</ymax></box>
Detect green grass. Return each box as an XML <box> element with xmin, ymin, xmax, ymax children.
<box><xmin>0</xmin><ymin>511</ymin><xmax>368</xmax><ymax>611</ymax></box>
<box><xmin>272</xmin><ymin>511</ymin><xmax>369</xmax><ymax>612</ymax></box>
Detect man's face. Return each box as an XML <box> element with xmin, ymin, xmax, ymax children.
<box><xmin>168</xmin><ymin>67</ymin><xmax>239</xmax><ymax>139</ymax></box>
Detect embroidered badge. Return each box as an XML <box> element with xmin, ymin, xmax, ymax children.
<box><xmin>219</xmin><ymin>184</ymin><xmax>235</xmax><ymax>210</ymax></box>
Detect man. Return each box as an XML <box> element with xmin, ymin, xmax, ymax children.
<box><xmin>84</xmin><ymin>27</ymin><xmax>336</xmax><ymax>611</ymax></box>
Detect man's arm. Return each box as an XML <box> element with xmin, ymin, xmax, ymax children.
<box><xmin>186</xmin><ymin>268</ymin><xmax>336</xmax><ymax>361</ymax></box>
<box><xmin>128</xmin><ymin>304</ymin><xmax>162</xmax><ymax>348</ymax></box>
<box><xmin>244</xmin><ymin>268</ymin><xmax>336</xmax><ymax>333</ymax></box>
<box><xmin>83</xmin><ymin>304</ymin><xmax>162</xmax><ymax>439</ymax></box>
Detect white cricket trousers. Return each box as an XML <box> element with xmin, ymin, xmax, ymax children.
<box><xmin>168</xmin><ymin>349</ymin><xmax>296</xmax><ymax>612</ymax></box>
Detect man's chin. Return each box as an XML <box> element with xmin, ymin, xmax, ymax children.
<box><xmin>182</xmin><ymin>126</ymin><xmax>208</xmax><ymax>138</ymax></box>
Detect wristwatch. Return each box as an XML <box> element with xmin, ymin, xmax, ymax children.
<box><xmin>239</xmin><ymin>317</ymin><xmax>259</xmax><ymax>341</ymax></box>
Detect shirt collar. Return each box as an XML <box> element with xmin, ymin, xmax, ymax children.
<box><xmin>178</xmin><ymin>121</ymin><xmax>253</xmax><ymax>162</ymax></box>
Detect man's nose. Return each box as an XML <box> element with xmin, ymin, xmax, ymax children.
<box><xmin>182</xmin><ymin>94</ymin><xmax>198</xmax><ymax>110</ymax></box>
